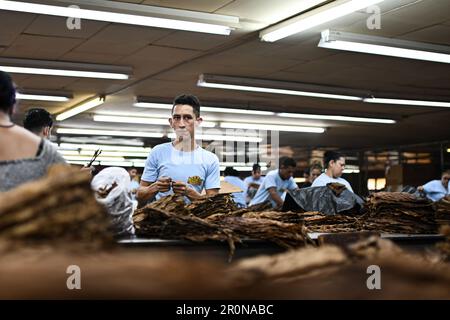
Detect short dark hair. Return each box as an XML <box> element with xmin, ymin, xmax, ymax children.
<box><xmin>0</xmin><ymin>71</ymin><xmax>16</xmax><ymax>113</ymax></box>
<box><xmin>442</xmin><ymin>169</ymin><xmax>450</xmax><ymax>176</ymax></box>
<box><xmin>224</xmin><ymin>166</ymin><xmax>239</xmax><ymax>177</ymax></box>
<box><xmin>252</xmin><ymin>163</ymin><xmax>261</xmax><ymax>172</ymax></box>
<box><xmin>172</xmin><ymin>94</ymin><xmax>201</xmax><ymax>118</ymax></box>
<box><xmin>324</xmin><ymin>151</ymin><xmax>344</xmax><ymax>169</ymax></box>
<box><xmin>279</xmin><ymin>156</ymin><xmax>296</xmax><ymax>168</ymax></box>
<box><xmin>23</xmin><ymin>108</ymin><xmax>53</xmax><ymax>134</ymax></box>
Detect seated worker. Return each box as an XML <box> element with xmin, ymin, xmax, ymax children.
<box><xmin>23</xmin><ymin>107</ymin><xmax>53</xmax><ymax>139</ymax></box>
<box><xmin>223</xmin><ymin>166</ymin><xmax>247</xmax><ymax>208</ymax></box>
<box><xmin>244</xmin><ymin>163</ymin><xmax>265</xmax><ymax>203</ymax></box>
<box><xmin>417</xmin><ymin>170</ymin><xmax>450</xmax><ymax>202</ymax></box>
<box><xmin>298</xmin><ymin>164</ymin><xmax>322</xmax><ymax>188</ymax></box>
<box><xmin>136</xmin><ymin>94</ymin><xmax>220</xmax><ymax>205</ymax></box>
<box><xmin>0</xmin><ymin>71</ymin><xmax>66</xmax><ymax>192</ymax></box>
<box><xmin>312</xmin><ymin>150</ymin><xmax>353</xmax><ymax>192</ymax></box>
<box><xmin>249</xmin><ymin>156</ymin><xmax>299</xmax><ymax>209</ymax></box>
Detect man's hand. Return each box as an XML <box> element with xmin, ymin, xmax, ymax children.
<box><xmin>155</xmin><ymin>176</ymin><xmax>171</xmax><ymax>193</ymax></box>
<box><xmin>172</xmin><ymin>180</ymin><xmax>188</xmax><ymax>196</ymax></box>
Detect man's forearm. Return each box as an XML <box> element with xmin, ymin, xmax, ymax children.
<box><xmin>136</xmin><ymin>184</ymin><xmax>158</xmax><ymax>203</ymax></box>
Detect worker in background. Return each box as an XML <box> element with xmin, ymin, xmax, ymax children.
<box><xmin>128</xmin><ymin>166</ymin><xmax>140</xmax><ymax>200</ymax></box>
<box><xmin>312</xmin><ymin>151</ymin><xmax>354</xmax><ymax>192</ymax></box>
<box><xmin>23</xmin><ymin>107</ymin><xmax>53</xmax><ymax>139</ymax></box>
<box><xmin>223</xmin><ymin>167</ymin><xmax>247</xmax><ymax>208</ymax></box>
<box><xmin>249</xmin><ymin>157</ymin><xmax>299</xmax><ymax>209</ymax></box>
<box><xmin>298</xmin><ymin>164</ymin><xmax>322</xmax><ymax>188</ymax></box>
<box><xmin>244</xmin><ymin>163</ymin><xmax>265</xmax><ymax>203</ymax></box>
<box><xmin>417</xmin><ymin>170</ymin><xmax>450</xmax><ymax>202</ymax></box>
<box><xmin>137</xmin><ymin>94</ymin><xmax>220</xmax><ymax>205</ymax></box>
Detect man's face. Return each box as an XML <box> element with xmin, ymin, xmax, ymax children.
<box><xmin>129</xmin><ymin>169</ymin><xmax>137</xmax><ymax>179</ymax></box>
<box><xmin>169</xmin><ymin>104</ymin><xmax>202</xmax><ymax>140</ymax></box>
<box><xmin>310</xmin><ymin>168</ymin><xmax>321</xmax><ymax>183</ymax></box>
<box><xmin>253</xmin><ymin>169</ymin><xmax>261</xmax><ymax>179</ymax></box>
<box><xmin>279</xmin><ymin>165</ymin><xmax>295</xmax><ymax>180</ymax></box>
<box><xmin>330</xmin><ymin>157</ymin><xmax>345</xmax><ymax>178</ymax></box>
<box><xmin>442</xmin><ymin>173</ymin><xmax>450</xmax><ymax>188</ymax></box>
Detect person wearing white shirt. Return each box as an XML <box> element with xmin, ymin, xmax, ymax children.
<box><xmin>417</xmin><ymin>170</ymin><xmax>450</xmax><ymax>202</ymax></box>
<box><xmin>312</xmin><ymin>150</ymin><xmax>354</xmax><ymax>193</ymax></box>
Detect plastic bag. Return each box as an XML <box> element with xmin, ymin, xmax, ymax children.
<box><xmin>283</xmin><ymin>183</ymin><xmax>364</xmax><ymax>215</ymax></box>
<box><xmin>91</xmin><ymin>167</ymin><xmax>135</xmax><ymax>237</ymax></box>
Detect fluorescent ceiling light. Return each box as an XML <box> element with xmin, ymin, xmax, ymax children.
<box><xmin>16</xmin><ymin>93</ymin><xmax>70</xmax><ymax>102</ymax></box>
<box><xmin>363</xmin><ymin>97</ymin><xmax>450</xmax><ymax>108</ymax></box>
<box><xmin>278</xmin><ymin>112</ymin><xmax>396</xmax><ymax>124</ymax></box>
<box><xmin>57</xmin><ymin>128</ymin><xmax>164</xmax><ymax>138</ymax></box>
<box><xmin>0</xmin><ymin>0</ymin><xmax>232</xmax><ymax>35</ymax></box>
<box><xmin>260</xmin><ymin>0</ymin><xmax>384</xmax><ymax>42</ymax></box>
<box><xmin>93</xmin><ymin>115</ymin><xmax>216</xmax><ymax>127</ymax></box>
<box><xmin>343</xmin><ymin>169</ymin><xmax>360</xmax><ymax>174</ymax></box>
<box><xmin>0</xmin><ymin>57</ymin><xmax>132</xmax><ymax>79</ymax></box>
<box><xmin>201</xmin><ymin>106</ymin><xmax>275</xmax><ymax>115</ymax></box>
<box><xmin>134</xmin><ymin>100</ymin><xmax>275</xmax><ymax>115</ymax></box>
<box><xmin>319</xmin><ymin>29</ymin><xmax>450</xmax><ymax>64</ymax></box>
<box><xmin>220</xmin><ymin>122</ymin><xmax>325</xmax><ymax>133</ymax></box>
<box><xmin>134</xmin><ymin>102</ymin><xmax>173</xmax><ymax>109</ymax></box>
<box><xmin>63</xmin><ymin>156</ymin><xmax>126</xmax><ymax>161</ymax></box>
<box><xmin>1</xmin><ymin>65</ymin><xmax>129</xmax><ymax>79</ymax></box>
<box><xmin>167</xmin><ymin>133</ymin><xmax>262</xmax><ymax>143</ymax></box>
<box><xmin>59</xmin><ymin>150</ymin><xmax>148</xmax><ymax>157</ymax></box>
<box><xmin>198</xmin><ymin>74</ymin><xmax>362</xmax><ymax>101</ymax></box>
<box><xmin>56</xmin><ymin>97</ymin><xmax>105</xmax><ymax>121</ymax></box>
<box><xmin>59</xmin><ymin>143</ymin><xmax>151</xmax><ymax>152</ymax></box>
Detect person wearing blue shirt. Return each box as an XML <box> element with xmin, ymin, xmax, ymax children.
<box><xmin>244</xmin><ymin>163</ymin><xmax>265</xmax><ymax>203</ymax></box>
<box><xmin>223</xmin><ymin>167</ymin><xmax>248</xmax><ymax>208</ymax></box>
<box><xmin>137</xmin><ymin>94</ymin><xmax>220</xmax><ymax>205</ymax></box>
<box><xmin>418</xmin><ymin>170</ymin><xmax>450</xmax><ymax>202</ymax></box>
<box><xmin>249</xmin><ymin>157</ymin><xmax>299</xmax><ymax>209</ymax></box>
<box><xmin>311</xmin><ymin>150</ymin><xmax>354</xmax><ymax>193</ymax></box>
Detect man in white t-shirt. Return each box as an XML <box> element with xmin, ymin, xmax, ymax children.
<box><xmin>250</xmin><ymin>157</ymin><xmax>299</xmax><ymax>209</ymax></box>
<box><xmin>418</xmin><ymin>170</ymin><xmax>450</xmax><ymax>202</ymax></box>
<box><xmin>137</xmin><ymin>94</ymin><xmax>220</xmax><ymax>205</ymax></box>
<box><xmin>312</xmin><ymin>150</ymin><xmax>354</xmax><ymax>193</ymax></box>
<box><xmin>244</xmin><ymin>163</ymin><xmax>265</xmax><ymax>203</ymax></box>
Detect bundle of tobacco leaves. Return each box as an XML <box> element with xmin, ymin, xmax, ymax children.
<box><xmin>205</xmin><ymin>215</ymin><xmax>311</xmax><ymax>248</ymax></box>
<box><xmin>0</xmin><ymin>165</ymin><xmax>113</xmax><ymax>249</ymax></box>
<box><xmin>187</xmin><ymin>193</ymin><xmax>238</xmax><ymax>218</ymax></box>
<box><xmin>302</xmin><ymin>213</ymin><xmax>363</xmax><ymax>233</ymax></box>
<box><xmin>435</xmin><ymin>196</ymin><xmax>450</xmax><ymax>225</ymax></box>
<box><xmin>363</xmin><ymin>192</ymin><xmax>438</xmax><ymax>234</ymax></box>
<box><xmin>133</xmin><ymin>194</ymin><xmax>310</xmax><ymax>251</ymax></box>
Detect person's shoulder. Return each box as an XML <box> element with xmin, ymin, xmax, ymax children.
<box><xmin>243</xmin><ymin>176</ymin><xmax>252</xmax><ymax>182</ymax></box>
<box><xmin>266</xmin><ymin>169</ymin><xmax>278</xmax><ymax>177</ymax></box>
<box><xmin>152</xmin><ymin>142</ymin><xmax>172</xmax><ymax>153</ymax></box>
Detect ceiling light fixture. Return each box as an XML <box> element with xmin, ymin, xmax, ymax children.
<box><xmin>198</xmin><ymin>74</ymin><xmax>363</xmax><ymax>101</ymax></box>
<box><xmin>57</xmin><ymin>128</ymin><xmax>164</xmax><ymax>138</ymax></box>
<box><xmin>319</xmin><ymin>29</ymin><xmax>450</xmax><ymax>64</ymax></box>
<box><xmin>16</xmin><ymin>91</ymin><xmax>72</xmax><ymax>102</ymax></box>
<box><xmin>363</xmin><ymin>97</ymin><xmax>450</xmax><ymax>108</ymax></box>
<box><xmin>0</xmin><ymin>0</ymin><xmax>232</xmax><ymax>35</ymax></box>
<box><xmin>0</xmin><ymin>57</ymin><xmax>132</xmax><ymax>79</ymax></box>
<box><xmin>260</xmin><ymin>0</ymin><xmax>384</xmax><ymax>42</ymax></box>
<box><xmin>56</xmin><ymin>97</ymin><xmax>105</xmax><ymax>121</ymax></box>
<box><xmin>220</xmin><ymin>122</ymin><xmax>325</xmax><ymax>133</ymax></box>
<box><xmin>278</xmin><ymin>112</ymin><xmax>396</xmax><ymax>124</ymax></box>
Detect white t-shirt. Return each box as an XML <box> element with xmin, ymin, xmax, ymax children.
<box><xmin>422</xmin><ymin>180</ymin><xmax>449</xmax><ymax>202</ymax></box>
<box><xmin>249</xmin><ymin>169</ymin><xmax>297</xmax><ymax>208</ymax></box>
<box><xmin>311</xmin><ymin>172</ymin><xmax>353</xmax><ymax>193</ymax></box>
<box><xmin>142</xmin><ymin>142</ymin><xmax>220</xmax><ymax>200</ymax></box>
